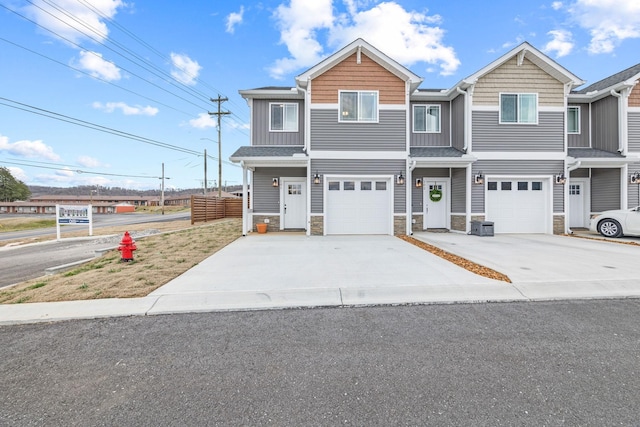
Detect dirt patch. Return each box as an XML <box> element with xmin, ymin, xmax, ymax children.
<box><xmin>0</xmin><ymin>219</ymin><xmax>242</xmax><ymax>304</ymax></box>
<box><xmin>399</xmin><ymin>235</ymin><xmax>511</xmax><ymax>283</ymax></box>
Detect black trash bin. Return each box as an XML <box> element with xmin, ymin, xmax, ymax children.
<box><xmin>470</xmin><ymin>220</ymin><xmax>494</xmax><ymax>236</ymax></box>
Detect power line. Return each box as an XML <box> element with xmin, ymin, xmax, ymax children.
<box><xmin>0</xmin><ymin>159</ymin><xmax>163</xmax><ymax>179</ymax></box>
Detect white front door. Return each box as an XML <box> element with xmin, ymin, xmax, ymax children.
<box><xmin>569</xmin><ymin>181</ymin><xmax>585</xmax><ymax>228</ymax></box>
<box><xmin>282</xmin><ymin>179</ymin><xmax>306</xmax><ymax>229</ymax></box>
<box><xmin>424</xmin><ymin>180</ymin><xmax>447</xmax><ymax>229</ymax></box>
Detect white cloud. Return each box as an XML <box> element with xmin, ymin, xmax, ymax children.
<box><xmin>552</xmin><ymin>1</ymin><xmax>563</xmax><ymax>10</ymax></box>
<box><xmin>0</xmin><ymin>134</ymin><xmax>61</xmax><ymax>161</ymax></box>
<box><xmin>269</xmin><ymin>1</ymin><xmax>459</xmax><ymax>79</ymax></box>
<box><xmin>188</xmin><ymin>113</ymin><xmax>216</xmax><ymax>129</ymax></box>
<box><xmin>25</xmin><ymin>0</ymin><xmax>126</xmax><ymax>45</ymax></box>
<box><xmin>226</xmin><ymin>6</ymin><xmax>245</xmax><ymax>33</ymax></box>
<box><xmin>568</xmin><ymin>0</ymin><xmax>640</xmax><ymax>54</ymax></box>
<box><xmin>76</xmin><ymin>155</ymin><xmax>103</xmax><ymax>168</ymax></box>
<box><xmin>75</xmin><ymin>50</ymin><xmax>121</xmax><ymax>81</ymax></box>
<box><xmin>8</xmin><ymin>167</ymin><xmax>28</xmax><ymax>182</ymax></box>
<box><xmin>92</xmin><ymin>101</ymin><xmax>158</xmax><ymax>116</ymax></box>
<box><xmin>170</xmin><ymin>53</ymin><xmax>201</xmax><ymax>85</ymax></box>
<box><xmin>543</xmin><ymin>29</ymin><xmax>574</xmax><ymax>57</ymax></box>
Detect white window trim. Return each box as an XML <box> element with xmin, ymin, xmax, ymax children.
<box><xmin>568</xmin><ymin>105</ymin><xmax>581</xmax><ymax>134</ymax></box>
<box><xmin>413</xmin><ymin>104</ymin><xmax>442</xmax><ymax>134</ymax></box>
<box><xmin>269</xmin><ymin>102</ymin><xmax>299</xmax><ymax>132</ymax></box>
<box><xmin>338</xmin><ymin>90</ymin><xmax>379</xmax><ymax>123</ymax></box>
<box><xmin>499</xmin><ymin>93</ymin><xmax>538</xmax><ymax>125</ymax></box>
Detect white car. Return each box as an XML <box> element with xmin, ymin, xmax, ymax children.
<box><xmin>590</xmin><ymin>207</ymin><xmax>640</xmax><ymax>238</ymax></box>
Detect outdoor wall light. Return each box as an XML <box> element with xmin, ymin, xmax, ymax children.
<box><xmin>397</xmin><ymin>172</ymin><xmax>405</xmax><ymax>185</ymax></box>
<box><xmin>313</xmin><ymin>171</ymin><xmax>321</xmax><ymax>185</ymax></box>
<box><xmin>555</xmin><ymin>173</ymin><xmax>567</xmax><ymax>185</ymax></box>
<box><xmin>474</xmin><ymin>172</ymin><xmax>484</xmax><ymax>184</ymax></box>
<box><xmin>272</xmin><ymin>177</ymin><xmax>279</xmax><ymax>187</ymax></box>
<box><xmin>415</xmin><ymin>178</ymin><xmax>423</xmax><ymax>188</ymax></box>
<box><xmin>630</xmin><ymin>171</ymin><xmax>640</xmax><ymax>184</ymax></box>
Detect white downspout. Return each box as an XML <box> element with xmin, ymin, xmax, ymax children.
<box><xmin>610</xmin><ymin>89</ymin><xmax>626</xmax><ymax>155</ymax></box>
<box><xmin>240</xmin><ymin>161</ymin><xmax>248</xmax><ymax>236</ymax></box>
<box><xmin>456</xmin><ymin>87</ymin><xmax>469</xmax><ymax>152</ymax></box>
<box><xmin>407</xmin><ymin>160</ymin><xmax>417</xmax><ymax>235</ymax></box>
<box><xmin>299</xmin><ymin>80</ymin><xmax>312</xmax><ymax>235</ymax></box>
<box><xmin>466</xmin><ymin>164</ymin><xmax>472</xmax><ymax>234</ymax></box>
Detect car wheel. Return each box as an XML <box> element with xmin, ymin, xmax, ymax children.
<box><xmin>598</xmin><ymin>219</ymin><xmax>623</xmax><ymax>238</ymax></box>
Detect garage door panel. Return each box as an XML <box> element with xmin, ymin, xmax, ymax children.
<box><xmin>487</xmin><ymin>179</ymin><xmax>549</xmax><ymax>233</ymax></box>
<box><xmin>326</xmin><ymin>178</ymin><xmax>391</xmax><ymax>235</ymax></box>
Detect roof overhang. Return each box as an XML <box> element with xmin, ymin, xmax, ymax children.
<box><xmin>238</xmin><ymin>88</ymin><xmax>304</xmax><ymax>100</ymax></box>
<box><xmin>411</xmin><ymin>155</ymin><xmax>477</xmax><ymax>168</ymax></box>
<box><xmin>569</xmin><ymin>80</ymin><xmax>638</xmax><ymax>103</ymax></box>
<box><xmin>567</xmin><ymin>155</ymin><xmax>640</xmax><ymax>168</ymax></box>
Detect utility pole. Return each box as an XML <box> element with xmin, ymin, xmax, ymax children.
<box><xmin>159</xmin><ymin>163</ymin><xmax>170</xmax><ymax>215</ymax></box>
<box><xmin>203</xmin><ymin>148</ymin><xmax>207</xmax><ymax>195</ymax></box>
<box><xmin>208</xmin><ymin>95</ymin><xmax>230</xmax><ymax>198</ymax></box>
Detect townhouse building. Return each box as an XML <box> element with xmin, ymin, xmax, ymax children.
<box><xmin>230</xmin><ymin>38</ymin><xmax>640</xmax><ymax>237</ymax></box>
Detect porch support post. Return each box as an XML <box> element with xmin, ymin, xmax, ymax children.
<box><xmin>465</xmin><ymin>164</ymin><xmax>472</xmax><ymax>234</ymax></box>
<box><xmin>241</xmin><ymin>162</ymin><xmax>248</xmax><ymax>236</ymax></box>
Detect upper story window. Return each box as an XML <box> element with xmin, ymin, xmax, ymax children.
<box><xmin>270</xmin><ymin>103</ymin><xmax>298</xmax><ymax>132</ymax></box>
<box><xmin>567</xmin><ymin>106</ymin><xmax>580</xmax><ymax>134</ymax></box>
<box><xmin>500</xmin><ymin>93</ymin><xmax>537</xmax><ymax>124</ymax></box>
<box><xmin>339</xmin><ymin>91</ymin><xmax>378</xmax><ymax>122</ymax></box>
<box><xmin>413</xmin><ymin>105</ymin><xmax>441</xmax><ymax>133</ymax></box>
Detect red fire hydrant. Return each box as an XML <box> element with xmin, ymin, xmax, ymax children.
<box><xmin>118</xmin><ymin>231</ymin><xmax>137</xmax><ymax>262</ymax></box>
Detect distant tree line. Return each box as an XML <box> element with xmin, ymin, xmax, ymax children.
<box><xmin>27</xmin><ymin>184</ymin><xmax>244</xmax><ymax>198</ymax></box>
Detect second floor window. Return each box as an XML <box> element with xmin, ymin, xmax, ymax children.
<box><xmin>413</xmin><ymin>105</ymin><xmax>441</xmax><ymax>133</ymax></box>
<box><xmin>500</xmin><ymin>93</ymin><xmax>537</xmax><ymax>124</ymax></box>
<box><xmin>567</xmin><ymin>106</ymin><xmax>580</xmax><ymax>134</ymax></box>
<box><xmin>340</xmin><ymin>91</ymin><xmax>378</xmax><ymax>122</ymax></box>
<box><xmin>270</xmin><ymin>103</ymin><xmax>298</xmax><ymax>132</ymax></box>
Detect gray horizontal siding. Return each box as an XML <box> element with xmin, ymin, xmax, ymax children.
<box><xmin>591</xmin><ymin>96</ymin><xmax>618</xmax><ymax>152</ymax></box>
<box><xmin>592</xmin><ymin>168</ymin><xmax>620</xmax><ymax>212</ymax></box>
<box><xmin>252</xmin><ymin>99</ymin><xmax>305</xmax><ymax>146</ymax></box>
<box><xmin>310</xmin><ymin>109</ymin><xmax>406</xmax><ymax>151</ymax></box>
<box><xmin>252</xmin><ymin>167</ymin><xmax>306</xmax><ymax>213</ymax></box>
<box><xmin>628</xmin><ymin>162</ymin><xmax>640</xmax><ymax>208</ymax></box>
<box><xmin>410</xmin><ymin>101</ymin><xmax>450</xmax><ymax>147</ymax></box>
<box><xmin>451</xmin><ymin>167</ymin><xmax>466</xmax><ymax>213</ymax></box>
<box><xmin>629</xmin><ymin>112</ymin><xmax>640</xmax><ymax>152</ymax></box>
<box><xmin>570</xmin><ymin>168</ymin><xmax>590</xmax><ymax>178</ymax></box>
<box><xmin>568</xmin><ymin>103</ymin><xmax>590</xmax><ymax>148</ymax></box>
<box><xmin>471</xmin><ymin>160</ymin><xmax>565</xmax><ymax>213</ymax></box>
<box><xmin>310</xmin><ymin>159</ymin><xmax>406</xmax><ymax>214</ymax></box>
<box><xmin>472</xmin><ymin>111</ymin><xmax>564</xmax><ymax>151</ymax></box>
<box><xmin>411</xmin><ymin>168</ymin><xmax>450</xmax><ymax>213</ymax></box>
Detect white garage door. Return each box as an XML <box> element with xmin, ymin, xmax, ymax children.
<box><xmin>326</xmin><ymin>178</ymin><xmax>392</xmax><ymax>235</ymax></box>
<box><xmin>486</xmin><ymin>179</ymin><xmax>550</xmax><ymax>233</ymax></box>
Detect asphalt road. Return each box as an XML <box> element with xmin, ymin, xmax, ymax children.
<box><xmin>1</xmin><ymin>300</ymin><xmax>639</xmax><ymax>426</ymax></box>
<box><xmin>0</xmin><ymin>213</ymin><xmax>190</xmax><ymax>288</ymax></box>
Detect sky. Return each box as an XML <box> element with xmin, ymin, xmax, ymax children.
<box><xmin>1</xmin><ymin>0</ymin><xmax>640</xmax><ymax>192</ymax></box>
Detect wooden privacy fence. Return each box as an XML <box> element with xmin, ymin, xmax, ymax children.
<box><xmin>191</xmin><ymin>196</ymin><xmax>243</xmax><ymax>224</ymax></box>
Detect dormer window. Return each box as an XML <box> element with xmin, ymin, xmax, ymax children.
<box><xmin>270</xmin><ymin>103</ymin><xmax>298</xmax><ymax>132</ymax></box>
<box><xmin>339</xmin><ymin>91</ymin><xmax>378</xmax><ymax>122</ymax></box>
<box><xmin>500</xmin><ymin>93</ymin><xmax>537</xmax><ymax>124</ymax></box>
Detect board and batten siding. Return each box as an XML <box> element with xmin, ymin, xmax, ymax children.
<box><xmin>472</xmin><ymin>111</ymin><xmax>564</xmax><ymax>151</ymax></box>
<box><xmin>451</xmin><ymin>167</ymin><xmax>467</xmax><ymax>213</ymax></box>
<box><xmin>310</xmin><ymin>109</ymin><xmax>406</xmax><ymax>151</ymax></box>
<box><xmin>470</xmin><ymin>160</ymin><xmax>565</xmax><ymax>213</ymax></box>
<box><xmin>568</xmin><ymin>103</ymin><xmax>590</xmax><ymax>148</ymax></box>
<box><xmin>451</xmin><ymin>94</ymin><xmax>465</xmax><ymax>151</ymax></box>
<box><xmin>310</xmin><ymin>159</ymin><xmax>406</xmax><ymax>214</ymax></box>
<box><xmin>628</xmin><ymin>112</ymin><xmax>640</xmax><ymax>152</ymax></box>
<box><xmin>410</xmin><ymin>102</ymin><xmax>451</xmax><ymax>147</ymax></box>
<box><xmin>591</xmin><ymin>168</ymin><xmax>621</xmax><ymax>212</ymax></box>
<box><xmin>251</xmin><ymin>99</ymin><xmax>305</xmax><ymax>146</ymax></box>
<box><xmin>473</xmin><ymin>57</ymin><xmax>565</xmax><ymax>107</ymax></box>
<box><xmin>411</xmin><ymin>168</ymin><xmax>450</xmax><ymax>213</ymax></box>
<box><xmin>591</xmin><ymin>96</ymin><xmax>619</xmax><ymax>152</ymax></box>
<box><xmin>252</xmin><ymin>167</ymin><xmax>307</xmax><ymax>213</ymax></box>
<box><xmin>310</xmin><ymin>52</ymin><xmax>406</xmax><ymax>105</ymax></box>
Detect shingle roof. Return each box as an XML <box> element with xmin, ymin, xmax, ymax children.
<box><xmin>568</xmin><ymin>148</ymin><xmax>624</xmax><ymax>158</ymax></box>
<box><xmin>410</xmin><ymin>147</ymin><xmax>465</xmax><ymax>158</ymax></box>
<box><xmin>230</xmin><ymin>146</ymin><xmax>306</xmax><ymax>158</ymax></box>
<box><xmin>573</xmin><ymin>63</ymin><xmax>640</xmax><ymax>94</ymax></box>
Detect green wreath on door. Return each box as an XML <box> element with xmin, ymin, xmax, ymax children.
<box><xmin>429</xmin><ymin>188</ymin><xmax>443</xmax><ymax>202</ymax></box>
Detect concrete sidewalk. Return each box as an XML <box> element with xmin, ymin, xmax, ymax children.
<box><xmin>2</xmin><ymin>233</ymin><xmax>640</xmax><ymax>325</ymax></box>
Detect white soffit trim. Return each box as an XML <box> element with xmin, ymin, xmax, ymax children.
<box><xmin>568</xmin><ymin>157</ymin><xmax>640</xmax><ymax>167</ymax></box>
<box><xmin>230</xmin><ymin>158</ymin><xmax>309</xmax><ymax>168</ymax></box>
<box><xmin>309</xmin><ymin>151</ymin><xmax>407</xmax><ymax>160</ymax></box>
<box><xmin>629</xmin><ymin>107</ymin><xmax>640</xmax><ymax>113</ymax></box>
<box><xmin>473</xmin><ymin>152</ymin><xmax>566</xmax><ymax>160</ymax></box>
<box><xmin>309</xmin><ymin>104</ymin><xmax>406</xmax><ymax>110</ymax></box>
<box><xmin>413</xmin><ymin>157</ymin><xmax>476</xmax><ymax>168</ymax></box>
